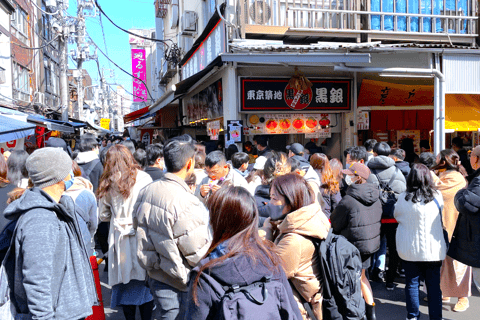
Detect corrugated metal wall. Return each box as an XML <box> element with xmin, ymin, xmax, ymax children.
<box><xmin>444</xmin><ymin>54</ymin><xmax>480</xmax><ymax>94</ymax></box>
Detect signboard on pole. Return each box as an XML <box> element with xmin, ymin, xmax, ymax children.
<box><xmin>131</xmin><ymin>49</ymin><xmax>148</xmax><ymax>102</ymax></box>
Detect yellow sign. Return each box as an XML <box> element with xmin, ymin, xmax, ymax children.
<box><xmin>100</xmin><ymin>118</ymin><xmax>110</xmax><ymax>130</ymax></box>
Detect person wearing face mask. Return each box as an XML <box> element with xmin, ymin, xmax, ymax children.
<box><xmin>2</xmin><ymin>147</ymin><xmax>97</xmax><ymax>319</ymax></box>
<box><xmin>133</xmin><ymin>135</ymin><xmax>212</xmax><ymax>320</ymax></box>
<box><xmin>260</xmin><ymin>173</ymin><xmax>330</xmax><ymax>320</ymax></box>
<box><xmin>97</xmin><ymin>144</ymin><xmax>154</xmax><ymax>320</ymax></box>
<box><xmin>330</xmin><ymin>162</ymin><xmax>382</xmax><ymax>320</ymax></box>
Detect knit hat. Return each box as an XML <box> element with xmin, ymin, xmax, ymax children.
<box><xmin>26</xmin><ymin>147</ymin><xmax>73</xmax><ymax>189</ymax></box>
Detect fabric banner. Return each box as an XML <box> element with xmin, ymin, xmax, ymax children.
<box><xmin>131</xmin><ymin>49</ymin><xmax>148</xmax><ymax>102</ymax></box>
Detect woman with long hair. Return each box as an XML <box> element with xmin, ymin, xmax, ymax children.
<box><xmin>395</xmin><ymin>164</ymin><xmax>447</xmax><ymax>320</ymax></box>
<box><xmin>310</xmin><ymin>153</ymin><xmax>342</xmax><ymax>218</ymax></box>
<box><xmin>432</xmin><ymin>149</ymin><xmax>471</xmax><ymax>312</ymax></box>
<box><xmin>262</xmin><ymin>173</ymin><xmax>330</xmax><ymax>320</ymax></box>
<box><xmin>184</xmin><ymin>186</ymin><xmax>302</xmax><ymax>320</ymax></box>
<box><xmin>6</xmin><ymin>150</ymin><xmax>29</xmax><ymax>188</ymax></box>
<box><xmin>97</xmin><ymin>144</ymin><xmax>154</xmax><ymax>320</ymax></box>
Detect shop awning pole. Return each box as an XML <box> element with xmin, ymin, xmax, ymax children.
<box><xmin>353</xmin><ymin>72</ymin><xmax>358</xmax><ymax>147</ymax></box>
<box><xmin>334</xmin><ymin>63</ymin><xmax>445</xmax><ymax>154</ymax></box>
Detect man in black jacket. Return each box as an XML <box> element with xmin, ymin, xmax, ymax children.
<box><xmin>144</xmin><ymin>144</ymin><xmax>165</xmax><ymax>181</ymax></box>
<box><xmin>390</xmin><ymin>149</ymin><xmax>411</xmax><ymax>178</ymax></box>
<box><xmin>450</xmin><ymin>146</ymin><xmax>480</xmax><ymax>293</ymax></box>
<box><xmin>75</xmin><ymin>134</ymin><xmax>103</xmax><ymax>193</ymax></box>
<box><xmin>452</xmin><ymin>137</ymin><xmax>473</xmax><ymax>175</ymax></box>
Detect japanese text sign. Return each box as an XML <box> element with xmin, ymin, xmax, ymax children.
<box><xmin>131</xmin><ymin>49</ymin><xmax>148</xmax><ymax>102</ymax></box>
<box><xmin>241</xmin><ymin>78</ymin><xmax>351</xmax><ymax>111</ymax></box>
<box><xmin>357</xmin><ymin>79</ymin><xmax>434</xmax><ymax>107</ymax></box>
<box><xmin>181</xmin><ymin>20</ymin><xmax>226</xmax><ymax>80</ymax></box>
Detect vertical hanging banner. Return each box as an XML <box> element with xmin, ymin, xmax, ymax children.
<box><xmin>131</xmin><ymin>49</ymin><xmax>148</xmax><ymax>102</ymax></box>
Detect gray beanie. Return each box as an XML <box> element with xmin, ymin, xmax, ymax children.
<box><xmin>26</xmin><ymin>147</ymin><xmax>73</xmax><ymax>189</ymax></box>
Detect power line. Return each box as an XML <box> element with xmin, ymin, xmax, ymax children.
<box><xmin>87</xmin><ymin>32</ymin><xmax>154</xmax><ymax>102</ymax></box>
<box><xmin>93</xmin><ymin>0</ymin><xmax>171</xmax><ymax>47</ymax></box>
<box><xmin>12</xmin><ymin>35</ymin><xmax>59</xmax><ymax>50</ymax></box>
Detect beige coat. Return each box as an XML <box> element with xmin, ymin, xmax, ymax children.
<box><xmin>434</xmin><ymin>170</ymin><xmax>467</xmax><ymax>240</ymax></box>
<box><xmin>261</xmin><ymin>203</ymin><xmax>330</xmax><ymax>320</ymax></box>
<box><xmin>133</xmin><ymin>173</ymin><xmax>211</xmax><ymax>291</ymax></box>
<box><xmin>99</xmin><ymin>170</ymin><xmax>153</xmax><ymax>287</ymax></box>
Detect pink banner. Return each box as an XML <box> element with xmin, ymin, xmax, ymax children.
<box><xmin>131</xmin><ymin>49</ymin><xmax>147</xmax><ymax>102</ymax></box>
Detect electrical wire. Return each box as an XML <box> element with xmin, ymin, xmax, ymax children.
<box><xmin>30</xmin><ymin>1</ymin><xmax>59</xmax><ymax>15</ymax></box>
<box><xmin>87</xmin><ymin>34</ymin><xmax>154</xmax><ymax>102</ymax></box>
<box><xmin>98</xmin><ymin>13</ymin><xmax>116</xmax><ymax>84</ymax></box>
<box><xmin>93</xmin><ymin>0</ymin><xmax>172</xmax><ymax>47</ymax></box>
<box><xmin>12</xmin><ymin>35</ymin><xmax>59</xmax><ymax>50</ymax></box>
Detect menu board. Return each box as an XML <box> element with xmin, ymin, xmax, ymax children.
<box><xmin>246</xmin><ymin>113</ymin><xmax>331</xmax><ymax>136</ymax></box>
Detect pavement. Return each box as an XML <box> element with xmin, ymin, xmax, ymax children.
<box><xmin>98</xmin><ymin>261</ymin><xmax>480</xmax><ymax>320</ymax></box>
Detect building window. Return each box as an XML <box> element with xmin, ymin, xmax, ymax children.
<box><xmin>11</xmin><ymin>4</ymin><xmax>28</xmax><ymax>44</ymax></box>
<box><xmin>13</xmin><ymin>63</ymin><xmax>30</xmax><ymax>102</ymax></box>
<box><xmin>41</xmin><ymin>1</ymin><xmax>52</xmax><ymax>42</ymax></box>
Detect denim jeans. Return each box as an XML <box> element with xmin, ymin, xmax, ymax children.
<box><xmin>404</xmin><ymin>260</ymin><xmax>442</xmax><ymax>320</ymax></box>
<box><xmin>372</xmin><ymin>234</ymin><xmax>387</xmax><ymax>271</ymax></box>
<box><xmin>148</xmin><ymin>278</ymin><xmax>188</xmax><ymax>320</ymax></box>
<box><xmin>473</xmin><ymin>267</ymin><xmax>480</xmax><ymax>293</ymax></box>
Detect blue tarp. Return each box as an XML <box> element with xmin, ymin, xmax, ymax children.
<box><xmin>27</xmin><ymin>115</ymin><xmax>86</xmax><ymax>133</ymax></box>
<box><xmin>371</xmin><ymin>0</ymin><xmax>468</xmax><ymax>33</ymax></box>
<box><xmin>0</xmin><ymin>115</ymin><xmax>36</xmax><ymax>144</ymax></box>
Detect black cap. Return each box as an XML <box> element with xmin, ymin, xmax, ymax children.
<box><xmin>45</xmin><ymin>137</ymin><xmax>71</xmax><ymax>156</ymax></box>
<box><xmin>286</xmin><ymin>143</ymin><xmax>304</xmax><ymax>155</ymax></box>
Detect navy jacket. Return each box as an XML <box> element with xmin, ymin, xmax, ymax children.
<box><xmin>449</xmin><ymin>169</ymin><xmax>480</xmax><ymax>267</ymax></box>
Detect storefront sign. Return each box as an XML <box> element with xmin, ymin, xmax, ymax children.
<box><xmin>227</xmin><ymin>120</ymin><xmax>243</xmax><ymax>143</ymax></box>
<box><xmin>397</xmin><ymin>130</ymin><xmax>421</xmax><ymax>153</ymax></box>
<box><xmin>181</xmin><ymin>20</ymin><xmax>226</xmax><ymax>80</ymax></box>
<box><xmin>184</xmin><ymin>81</ymin><xmax>223</xmax><ymax>123</ymax></box>
<box><xmin>246</xmin><ymin>113</ymin><xmax>331</xmax><ymax>136</ymax></box>
<box><xmin>0</xmin><ymin>138</ymin><xmax>25</xmax><ymax>154</ymax></box>
<box><xmin>131</xmin><ymin>49</ymin><xmax>148</xmax><ymax>102</ymax></box>
<box><xmin>241</xmin><ymin>78</ymin><xmax>351</xmax><ymax>111</ymax></box>
<box><xmin>100</xmin><ymin>118</ymin><xmax>111</xmax><ymax>130</ymax></box>
<box><xmin>207</xmin><ymin>120</ymin><xmax>221</xmax><ymax>140</ymax></box>
<box><xmin>357</xmin><ymin>111</ymin><xmax>370</xmax><ymax>130</ymax></box>
<box><xmin>358</xmin><ymin>79</ymin><xmax>433</xmax><ymax>107</ymax></box>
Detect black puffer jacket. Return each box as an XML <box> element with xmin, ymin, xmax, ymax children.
<box><xmin>449</xmin><ymin>169</ymin><xmax>480</xmax><ymax>267</ymax></box>
<box><xmin>395</xmin><ymin>161</ymin><xmax>411</xmax><ymax>178</ymax></box>
<box><xmin>330</xmin><ymin>183</ymin><xmax>383</xmax><ymax>255</ymax></box>
<box><xmin>254</xmin><ymin>184</ymin><xmax>271</xmax><ymax>226</ymax></box>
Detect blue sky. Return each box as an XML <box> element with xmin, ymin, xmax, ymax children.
<box><xmin>67</xmin><ymin>0</ymin><xmax>155</xmax><ymax>100</ymax></box>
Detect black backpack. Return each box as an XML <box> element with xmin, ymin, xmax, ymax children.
<box><xmin>0</xmin><ymin>220</ymin><xmax>17</xmax><ymax>264</ymax></box>
<box><xmin>374</xmin><ymin>168</ymin><xmax>399</xmax><ymax>219</ymax></box>
<box><xmin>199</xmin><ymin>272</ymin><xmax>300</xmax><ymax>320</ymax></box>
<box><xmin>300</xmin><ymin>230</ymin><xmax>365</xmax><ymax>320</ymax></box>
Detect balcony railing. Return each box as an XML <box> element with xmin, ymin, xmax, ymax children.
<box><xmin>238</xmin><ymin>0</ymin><xmax>478</xmax><ymax>44</ymax></box>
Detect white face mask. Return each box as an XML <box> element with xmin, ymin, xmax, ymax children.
<box><xmin>345</xmin><ymin>175</ymin><xmax>358</xmax><ymax>186</ymax></box>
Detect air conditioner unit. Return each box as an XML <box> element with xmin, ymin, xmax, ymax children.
<box><xmin>36</xmin><ymin>92</ymin><xmax>45</xmax><ymax>105</ymax></box>
<box><xmin>248</xmin><ymin>0</ymin><xmax>272</xmax><ymax>25</ymax></box>
<box><xmin>182</xmin><ymin>11</ymin><xmax>197</xmax><ymax>33</ymax></box>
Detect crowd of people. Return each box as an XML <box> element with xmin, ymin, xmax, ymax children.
<box><xmin>1</xmin><ymin>133</ymin><xmax>480</xmax><ymax>320</ymax></box>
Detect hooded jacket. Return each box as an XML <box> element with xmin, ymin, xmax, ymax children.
<box><xmin>368</xmin><ymin>155</ymin><xmax>407</xmax><ymax>197</ymax></box>
<box><xmin>395</xmin><ymin>161</ymin><xmax>411</xmax><ymax>178</ymax></box>
<box><xmin>75</xmin><ymin>150</ymin><xmax>104</xmax><ymax>193</ymax></box>
<box><xmin>261</xmin><ymin>203</ymin><xmax>330</xmax><ymax>320</ymax></box>
<box><xmin>449</xmin><ymin>169</ymin><xmax>480</xmax><ymax>267</ymax></box>
<box><xmin>331</xmin><ymin>183</ymin><xmax>383</xmax><ymax>255</ymax></box>
<box><xmin>63</xmin><ymin>176</ymin><xmax>98</xmax><ymax>254</ymax></box>
<box><xmin>3</xmin><ymin>188</ymin><xmax>97</xmax><ymax>320</ymax></box>
<box><xmin>184</xmin><ymin>248</ymin><xmax>303</xmax><ymax>320</ymax></box>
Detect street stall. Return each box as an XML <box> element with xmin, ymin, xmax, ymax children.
<box><xmin>0</xmin><ymin>114</ymin><xmax>36</xmax><ymax>153</ymax></box>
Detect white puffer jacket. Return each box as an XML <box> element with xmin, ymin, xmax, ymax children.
<box><xmin>394</xmin><ymin>191</ymin><xmax>447</xmax><ymax>262</ymax></box>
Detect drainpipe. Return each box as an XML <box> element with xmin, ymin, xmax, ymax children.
<box><xmin>334</xmin><ymin>63</ymin><xmax>445</xmax><ymax>154</ymax></box>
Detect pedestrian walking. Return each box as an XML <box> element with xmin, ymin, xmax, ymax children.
<box><xmin>261</xmin><ymin>173</ymin><xmax>330</xmax><ymax>320</ymax></box>
<box><xmin>449</xmin><ymin>145</ymin><xmax>480</xmax><ymax>294</ymax></box>
<box><xmin>310</xmin><ymin>153</ymin><xmax>342</xmax><ymax>218</ymax></box>
<box><xmin>3</xmin><ymin>147</ymin><xmax>97</xmax><ymax>319</ymax></box>
<box><xmin>134</xmin><ymin>135</ymin><xmax>211</xmax><ymax>320</ymax></box>
<box><xmin>184</xmin><ymin>186</ymin><xmax>303</xmax><ymax>320</ymax></box>
<box><xmin>97</xmin><ymin>144</ymin><xmax>154</xmax><ymax>320</ymax></box>
<box><xmin>394</xmin><ymin>164</ymin><xmax>447</xmax><ymax>320</ymax></box>
<box><xmin>432</xmin><ymin>150</ymin><xmax>471</xmax><ymax>312</ymax></box>
<box><xmin>331</xmin><ymin>162</ymin><xmax>382</xmax><ymax>320</ymax></box>
<box><xmin>368</xmin><ymin>142</ymin><xmax>407</xmax><ymax>291</ymax></box>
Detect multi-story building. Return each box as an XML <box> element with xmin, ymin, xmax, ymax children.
<box><xmin>0</xmin><ymin>0</ymin><xmax>15</xmax><ymax>109</ymax></box>
<box><xmin>148</xmin><ymin>0</ymin><xmax>480</xmax><ymax>157</ymax></box>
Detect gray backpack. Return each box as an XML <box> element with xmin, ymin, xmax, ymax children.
<box><xmin>201</xmin><ymin>272</ymin><xmax>300</xmax><ymax>320</ymax></box>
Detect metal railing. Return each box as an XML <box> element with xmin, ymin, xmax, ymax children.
<box><xmin>238</xmin><ymin>0</ymin><xmax>478</xmax><ymax>36</ymax></box>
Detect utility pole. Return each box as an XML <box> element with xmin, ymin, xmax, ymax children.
<box><xmin>100</xmin><ymin>68</ymin><xmax>108</xmax><ymax>119</ymax></box>
<box><xmin>75</xmin><ymin>0</ymin><xmax>86</xmax><ymax>120</ymax></box>
<box><xmin>59</xmin><ymin>1</ymin><xmax>69</xmax><ymax>122</ymax></box>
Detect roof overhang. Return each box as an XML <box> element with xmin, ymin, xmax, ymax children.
<box><xmin>219</xmin><ymin>52</ymin><xmax>371</xmax><ymax>65</ymax></box>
